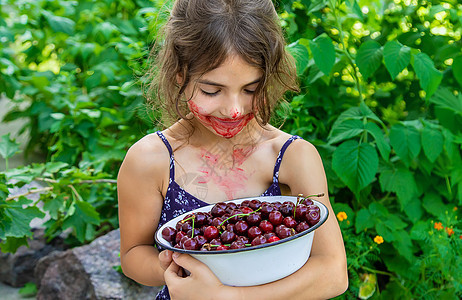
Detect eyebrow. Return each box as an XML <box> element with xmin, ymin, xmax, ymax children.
<box><xmin>197</xmin><ymin>78</ymin><xmax>261</xmax><ymax>88</ymax></box>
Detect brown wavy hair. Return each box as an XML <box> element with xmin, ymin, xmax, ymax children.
<box><xmin>145</xmin><ymin>0</ymin><xmax>299</xmax><ymax>127</ymax></box>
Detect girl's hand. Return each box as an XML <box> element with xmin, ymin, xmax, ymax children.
<box><xmin>158</xmin><ymin>250</ymin><xmax>174</xmax><ymax>271</ymax></box>
<box><xmin>164</xmin><ymin>252</ymin><xmax>237</xmax><ymax>300</ymax></box>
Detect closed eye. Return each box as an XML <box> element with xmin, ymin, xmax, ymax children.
<box><xmin>200</xmin><ymin>89</ymin><xmax>220</xmax><ymax>96</ymax></box>
<box><xmin>244</xmin><ymin>89</ymin><xmax>256</xmax><ymax>94</ymax></box>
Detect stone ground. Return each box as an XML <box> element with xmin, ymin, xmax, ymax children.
<box><xmin>1</xmin><ymin>97</ymin><xmax>40</xmax><ymax>299</ymax></box>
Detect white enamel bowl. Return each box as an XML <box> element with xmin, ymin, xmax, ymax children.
<box><xmin>155</xmin><ymin>195</ymin><xmax>328</xmax><ymax>286</ymax></box>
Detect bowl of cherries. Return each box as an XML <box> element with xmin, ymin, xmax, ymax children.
<box><xmin>155</xmin><ymin>194</ymin><xmax>328</xmax><ymax>286</ymax></box>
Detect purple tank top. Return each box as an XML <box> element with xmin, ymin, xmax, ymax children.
<box><xmin>155</xmin><ymin>131</ymin><xmax>301</xmax><ymax>299</ymax></box>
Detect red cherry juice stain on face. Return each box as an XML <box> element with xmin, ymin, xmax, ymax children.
<box><xmin>188</xmin><ymin>101</ymin><xmax>253</xmax><ymax>138</ymax></box>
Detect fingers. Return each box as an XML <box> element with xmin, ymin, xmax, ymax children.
<box><xmin>159</xmin><ymin>250</ymin><xmax>173</xmax><ymax>271</ymax></box>
<box><xmin>164</xmin><ymin>260</ymin><xmax>181</xmax><ymax>283</ymax></box>
<box><xmin>172</xmin><ymin>252</ymin><xmax>207</xmax><ymax>275</ymax></box>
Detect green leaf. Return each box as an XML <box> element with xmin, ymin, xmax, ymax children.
<box><xmin>42</xmin><ymin>10</ymin><xmax>75</xmax><ymax>35</ymax></box>
<box><xmin>355</xmin><ymin>208</ymin><xmax>374</xmax><ymax>233</ymax></box>
<box><xmin>383</xmin><ymin>40</ymin><xmax>411</xmax><ymax>80</ymax></box>
<box><xmin>62</xmin><ymin>200</ymin><xmax>100</xmax><ymax>243</ymax></box>
<box><xmin>328</xmin><ymin>119</ymin><xmax>365</xmax><ymax>144</ymax></box>
<box><xmin>421</xmin><ymin>122</ymin><xmax>444</xmax><ymax>162</ymax></box>
<box><xmin>287</xmin><ymin>39</ymin><xmax>310</xmax><ymax>76</ymax></box>
<box><xmin>392</xmin><ymin>230</ymin><xmax>414</xmax><ymax>262</ymax></box>
<box><xmin>403</xmin><ymin>197</ymin><xmax>423</xmax><ymax>224</ymax></box>
<box><xmin>389</xmin><ymin>123</ymin><xmax>421</xmax><ymax>166</ymax></box>
<box><xmin>0</xmin><ymin>236</ymin><xmax>28</xmax><ymax>253</ymax></box>
<box><xmin>2</xmin><ymin>201</ymin><xmax>45</xmax><ymax>238</ymax></box>
<box><xmin>309</xmin><ymin>34</ymin><xmax>335</xmax><ymax>76</ymax></box>
<box><xmin>453</xmin><ymin>55</ymin><xmax>462</xmax><ymax>88</ymax></box>
<box><xmin>358</xmin><ymin>273</ymin><xmax>376</xmax><ymax>299</ymax></box>
<box><xmin>379</xmin><ymin>166</ymin><xmax>419</xmax><ymax>209</ymax></box>
<box><xmin>365</xmin><ymin>122</ymin><xmax>390</xmax><ymax>161</ymax></box>
<box><xmin>346</xmin><ymin>0</ymin><xmax>364</xmax><ymax>21</ymax></box>
<box><xmin>332</xmin><ymin>140</ymin><xmax>378</xmax><ymax>199</ymax></box>
<box><xmin>422</xmin><ymin>193</ymin><xmax>447</xmax><ymax>219</ymax></box>
<box><xmin>356</xmin><ymin>40</ymin><xmax>383</xmax><ymax>79</ymax></box>
<box><xmin>43</xmin><ymin>195</ymin><xmax>66</xmax><ymax>219</ymax></box>
<box><xmin>0</xmin><ymin>134</ymin><xmax>20</xmax><ymax>160</ymax></box>
<box><xmin>429</xmin><ymin>87</ymin><xmax>462</xmax><ymax>116</ymax></box>
<box><xmin>412</xmin><ymin>52</ymin><xmax>443</xmax><ymax>98</ymax></box>
<box><xmin>19</xmin><ymin>282</ymin><xmax>37</xmax><ymax>297</ymax></box>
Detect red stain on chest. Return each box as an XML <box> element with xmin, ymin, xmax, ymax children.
<box><xmin>197</xmin><ymin>146</ymin><xmax>255</xmax><ymax>200</ymax></box>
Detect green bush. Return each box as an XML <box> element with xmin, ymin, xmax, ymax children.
<box><xmin>1</xmin><ymin>0</ymin><xmax>461</xmax><ymax>298</ymax></box>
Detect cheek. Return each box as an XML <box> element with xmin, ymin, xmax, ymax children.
<box><xmin>188</xmin><ymin>101</ymin><xmax>211</xmax><ymax>122</ymax></box>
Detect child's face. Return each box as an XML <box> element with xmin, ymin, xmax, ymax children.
<box><xmin>185</xmin><ymin>54</ymin><xmax>262</xmax><ymax>139</ymax></box>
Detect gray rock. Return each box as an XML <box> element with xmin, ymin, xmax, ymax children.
<box><xmin>0</xmin><ymin>228</ymin><xmax>67</xmax><ymax>287</ymax></box>
<box><xmin>35</xmin><ymin>229</ymin><xmax>162</xmax><ymax>300</ymax></box>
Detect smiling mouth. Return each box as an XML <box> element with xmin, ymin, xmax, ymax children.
<box><xmin>210</xmin><ymin>117</ymin><xmax>246</xmax><ymax>126</ymax></box>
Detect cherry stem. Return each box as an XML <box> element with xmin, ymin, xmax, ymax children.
<box><xmin>219</xmin><ymin>207</ymin><xmax>262</xmax><ymax>228</ymax></box>
<box><xmin>294</xmin><ymin>193</ymin><xmax>324</xmax><ymax>219</ymax></box>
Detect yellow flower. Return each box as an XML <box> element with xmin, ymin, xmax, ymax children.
<box><xmin>336</xmin><ymin>211</ymin><xmax>348</xmax><ymax>222</ymax></box>
<box><xmin>434</xmin><ymin>222</ymin><xmax>443</xmax><ymax>231</ymax></box>
<box><xmin>373</xmin><ymin>235</ymin><xmax>384</xmax><ymax>244</ymax></box>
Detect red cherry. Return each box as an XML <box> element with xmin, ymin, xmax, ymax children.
<box><xmin>305</xmin><ymin>210</ymin><xmax>320</xmax><ymax>226</ymax></box>
<box><xmin>175</xmin><ymin>231</ymin><xmax>186</xmax><ymax>244</ymax></box>
<box><xmin>236</xmin><ymin>235</ymin><xmax>250</xmax><ymax>244</ymax></box>
<box><xmin>296</xmin><ymin>221</ymin><xmax>310</xmax><ymax>232</ymax></box>
<box><xmin>246</xmin><ymin>212</ymin><xmax>262</xmax><ymax>226</ymax></box>
<box><xmin>183</xmin><ymin>237</ymin><xmax>199</xmax><ymax>250</ymax></box>
<box><xmin>211</xmin><ymin>217</ymin><xmax>224</xmax><ymax>227</ymax></box>
<box><xmin>220</xmin><ymin>230</ymin><xmax>236</xmax><ymax>244</ymax></box>
<box><xmin>259</xmin><ymin>220</ymin><xmax>274</xmax><ymax>233</ymax></box>
<box><xmin>295</xmin><ymin>204</ymin><xmax>309</xmax><ymax>221</ymax></box>
<box><xmin>216</xmin><ymin>245</ymin><xmax>230</xmax><ymax>251</ymax></box>
<box><xmin>251</xmin><ymin>235</ymin><xmax>267</xmax><ymax>246</ymax></box>
<box><xmin>301</xmin><ymin>198</ymin><xmax>314</xmax><ymax>206</ymax></box>
<box><xmin>240</xmin><ymin>200</ymin><xmax>251</xmax><ymax>207</ymax></box>
<box><xmin>240</xmin><ymin>206</ymin><xmax>253</xmax><ymax>214</ymax></box>
<box><xmin>161</xmin><ymin>226</ymin><xmax>177</xmax><ymax>242</ymax></box>
<box><xmin>234</xmin><ymin>220</ymin><xmax>249</xmax><ymax>235</ymax></box>
<box><xmin>269</xmin><ymin>211</ymin><xmax>283</xmax><ymax>225</ymax></box>
<box><xmin>193</xmin><ymin>235</ymin><xmax>207</xmax><ymax>248</ymax></box>
<box><xmin>260</xmin><ymin>203</ymin><xmax>275</xmax><ymax>218</ymax></box>
<box><xmin>280</xmin><ymin>202</ymin><xmax>294</xmax><ymax>216</ymax></box>
<box><xmin>230</xmin><ymin>240</ymin><xmax>246</xmax><ymax>249</ymax></box>
<box><xmin>211</xmin><ymin>203</ymin><xmax>226</xmax><ymax>217</ymax></box>
<box><xmin>267</xmin><ymin>236</ymin><xmax>280</xmax><ymax>243</ymax></box>
<box><xmin>283</xmin><ymin>216</ymin><xmax>297</xmax><ymax>228</ymax></box>
<box><xmin>248</xmin><ymin>226</ymin><xmax>263</xmax><ymax>240</ymax></box>
<box><xmin>249</xmin><ymin>199</ymin><xmax>262</xmax><ymax>210</ymax></box>
<box><xmin>204</xmin><ymin>226</ymin><xmax>219</xmax><ymax>241</ymax></box>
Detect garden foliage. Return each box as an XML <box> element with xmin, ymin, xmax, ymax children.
<box><xmin>1</xmin><ymin>0</ymin><xmax>461</xmax><ymax>298</ymax></box>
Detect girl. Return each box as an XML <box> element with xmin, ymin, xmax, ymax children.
<box><xmin>117</xmin><ymin>0</ymin><xmax>348</xmax><ymax>299</ymax></box>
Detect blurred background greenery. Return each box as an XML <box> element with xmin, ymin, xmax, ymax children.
<box><xmin>1</xmin><ymin>0</ymin><xmax>461</xmax><ymax>298</ymax></box>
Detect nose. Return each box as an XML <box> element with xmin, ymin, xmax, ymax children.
<box><xmin>219</xmin><ymin>93</ymin><xmax>245</xmax><ymax>119</ymax></box>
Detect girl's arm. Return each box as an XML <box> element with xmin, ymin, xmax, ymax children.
<box><xmin>165</xmin><ymin>139</ymin><xmax>348</xmax><ymax>299</ymax></box>
<box><xmin>117</xmin><ymin>135</ymin><xmax>172</xmax><ymax>286</ymax></box>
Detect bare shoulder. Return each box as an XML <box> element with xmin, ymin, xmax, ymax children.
<box><xmin>118</xmin><ymin>132</ymin><xmax>170</xmax><ymax>192</ymax></box>
<box><xmin>277</xmin><ymin>136</ymin><xmax>326</xmax><ymax>194</ymax></box>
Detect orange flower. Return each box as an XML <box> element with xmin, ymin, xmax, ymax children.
<box><xmin>374</xmin><ymin>235</ymin><xmax>384</xmax><ymax>244</ymax></box>
<box><xmin>434</xmin><ymin>222</ymin><xmax>443</xmax><ymax>231</ymax></box>
<box><xmin>336</xmin><ymin>212</ymin><xmax>347</xmax><ymax>222</ymax></box>
<box><xmin>453</xmin><ymin>207</ymin><xmax>458</xmax><ymax>211</ymax></box>
<box><xmin>445</xmin><ymin>227</ymin><xmax>454</xmax><ymax>237</ymax></box>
